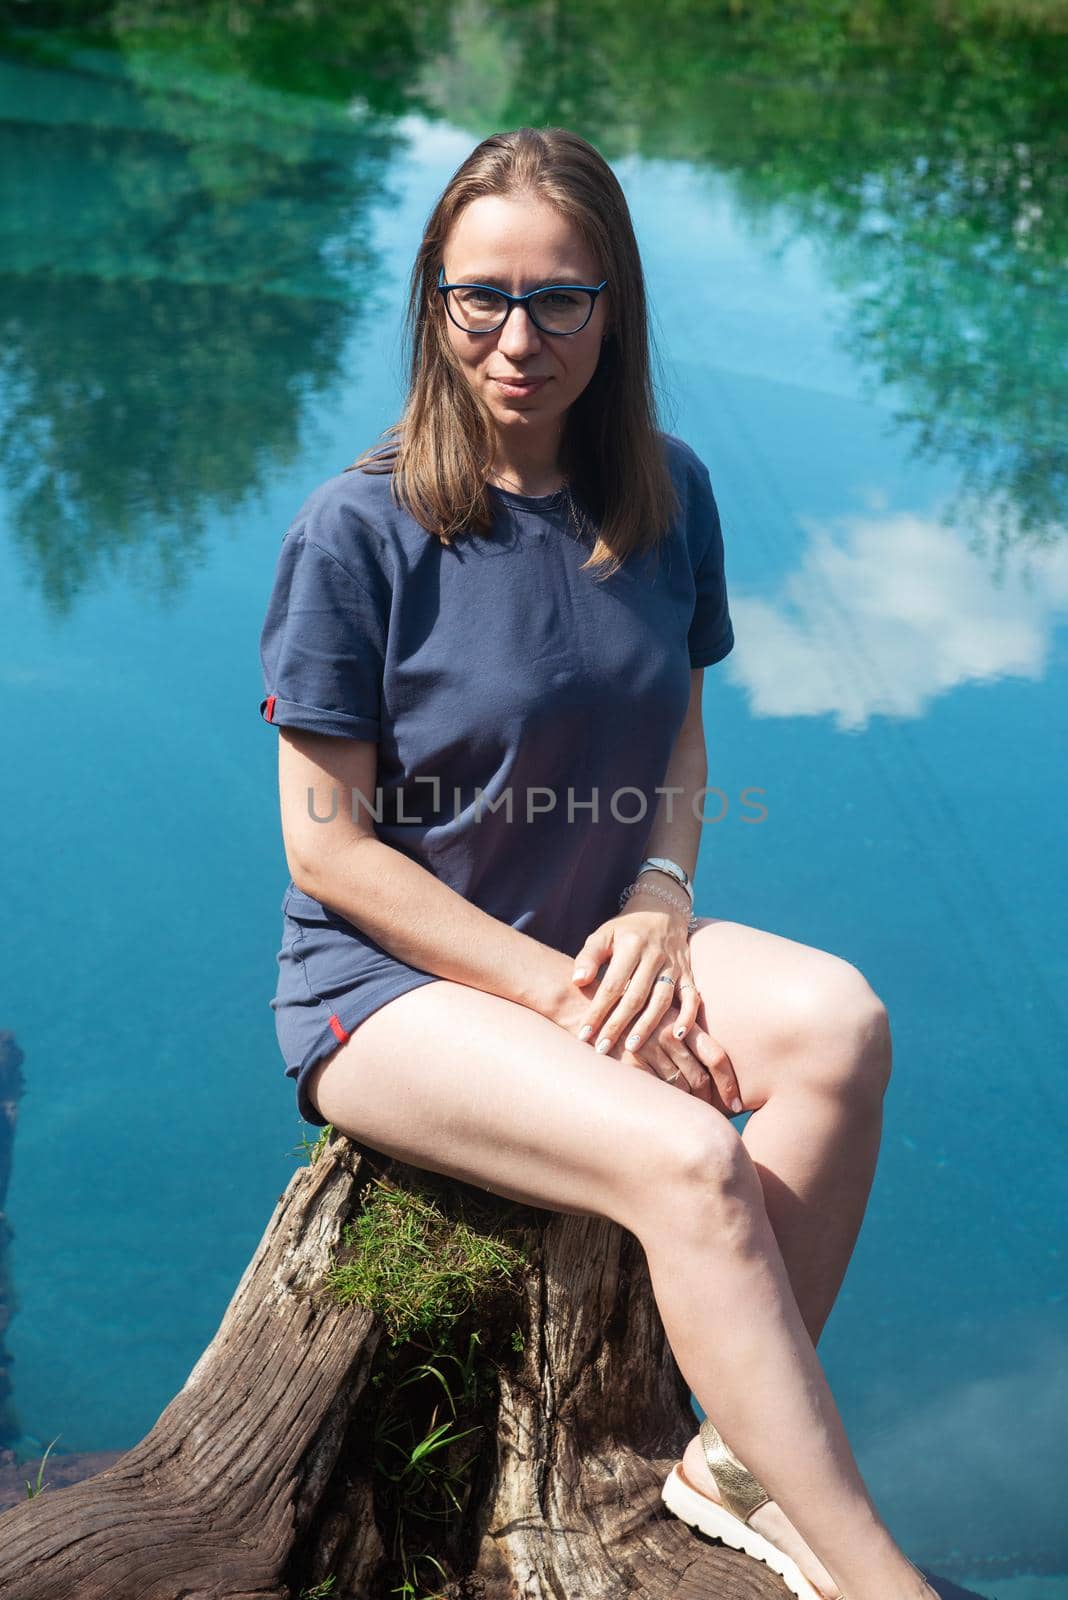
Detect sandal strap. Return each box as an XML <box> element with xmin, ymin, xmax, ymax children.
<box><xmin>698</xmin><ymin>1415</ymin><xmax>771</xmax><ymax>1523</ymax></box>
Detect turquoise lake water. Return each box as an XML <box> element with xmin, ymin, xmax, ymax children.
<box><xmin>1</xmin><ymin>14</ymin><xmax>1066</xmax><ymax>1594</ymax></box>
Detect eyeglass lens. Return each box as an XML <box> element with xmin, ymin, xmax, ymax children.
<box><xmin>446</xmin><ymin>286</ymin><xmax>594</xmax><ymax>335</ymax></box>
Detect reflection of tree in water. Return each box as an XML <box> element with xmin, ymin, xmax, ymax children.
<box><xmin>0</xmin><ymin>0</ymin><xmax>453</xmax><ymax>114</ymax></box>
<box><xmin>685</xmin><ymin>16</ymin><xmax>1068</xmax><ymax>566</ymax></box>
<box><xmin>423</xmin><ymin>0</ymin><xmax>1068</xmax><ymax>561</ymax></box>
<box><xmin>837</xmin><ymin>152</ymin><xmax>1066</xmax><ymax>571</ymax></box>
<box><xmin>0</xmin><ymin>276</ymin><xmax>353</xmax><ymax>610</ymax></box>
<box><xmin>0</xmin><ymin>34</ymin><xmax>405</xmax><ymax>612</ymax></box>
<box><xmin>3</xmin><ymin>0</ymin><xmax>1066</xmax><ymax>600</ymax></box>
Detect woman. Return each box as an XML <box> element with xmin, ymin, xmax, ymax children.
<box><xmin>258</xmin><ymin>126</ymin><xmax>936</xmax><ymax>1600</ymax></box>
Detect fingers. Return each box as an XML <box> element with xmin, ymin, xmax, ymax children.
<box><xmin>667</xmin><ymin>980</ymin><xmax>702</xmax><ymax>1042</ymax></box>
<box><xmin>576</xmin><ymin>941</ymin><xmax>648</xmax><ymax>1049</ymax></box>
<box><xmin>599</xmin><ymin>954</ymin><xmax>679</xmax><ymax>1055</ymax></box>
<box><xmin>654</xmin><ymin>1043</ymin><xmax>714</xmax><ymax>1101</ymax></box>
<box><xmin>571</xmin><ymin>928</ymin><xmax>613</xmax><ymax>988</ymax></box>
<box><xmin>566</xmin><ymin>917</ymin><xmax>743</xmax><ymax>1111</ymax></box>
<box><xmin>683</xmin><ymin>1026</ymin><xmax>743</xmax><ymax>1114</ymax></box>
<box><xmin>599</xmin><ymin>1005</ymin><xmax>740</xmax><ymax>1113</ymax></box>
<box><xmin>624</xmin><ymin>1032</ymin><xmax>713</xmax><ymax>1102</ymax></box>
<box><xmin>620</xmin><ymin>968</ymin><xmax>704</xmax><ymax>1056</ymax></box>
<box><xmin>629</xmin><ymin>1025</ymin><xmax>739</xmax><ymax>1112</ymax></box>
<box><xmin>583</xmin><ymin>942</ymin><xmax>693</xmax><ymax>1055</ymax></box>
<box><xmin>640</xmin><ymin>1008</ymin><xmax>712</xmax><ymax>1098</ymax></box>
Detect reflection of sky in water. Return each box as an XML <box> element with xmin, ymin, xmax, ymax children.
<box><xmin>728</xmin><ymin>505</ymin><xmax>1068</xmax><ymax>726</ymax></box>
<box><xmin>1</xmin><ymin>53</ymin><xmax>1066</xmax><ymax>1594</ymax></box>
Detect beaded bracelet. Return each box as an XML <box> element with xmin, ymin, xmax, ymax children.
<box><xmin>618</xmin><ymin>878</ymin><xmax>700</xmax><ymax>934</ymax></box>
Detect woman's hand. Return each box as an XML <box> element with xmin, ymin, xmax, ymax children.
<box><xmin>562</xmin><ymin>905</ymin><xmax>743</xmax><ymax>1110</ymax></box>
<box><xmin>550</xmin><ymin>972</ymin><xmax>740</xmax><ymax>1106</ymax></box>
<box><xmin>572</xmin><ymin>905</ymin><xmax>698</xmax><ymax>1050</ymax></box>
<box><xmin>620</xmin><ymin>1004</ymin><xmax>738</xmax><ymax>1107</ymax></box>
<box><xmin>612</xmin><ymin>999</ymin><xmax>740</xmax><ymax>1107</ymax></box>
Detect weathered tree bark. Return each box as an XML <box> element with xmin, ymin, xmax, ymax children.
<box><xmin>0</xmin><ymin>1129</ymin><xmax>980</xmax><ymax>1600</ymax></box>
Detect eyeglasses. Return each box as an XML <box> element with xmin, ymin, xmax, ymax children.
<box><xmin>436</xmin><ymin>265</ymin><xmax>608</xmax><ymax>336</ymax></box>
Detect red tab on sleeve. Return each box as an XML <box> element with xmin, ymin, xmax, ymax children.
<box><xmin>328</xmin><ymin>1014</ymin><xmax>351</xmax><ymax>1044</ymax></box>
<box><xmin>265</xmin><ymin>693</ymin><xmax>277</xmax><ymax>722</ymax></box>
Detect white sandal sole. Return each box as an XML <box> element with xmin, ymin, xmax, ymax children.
<box><xmin>661</xmin><ymin>1462</ymin><xmax>827</xmax><ymax>1600</ymax></box>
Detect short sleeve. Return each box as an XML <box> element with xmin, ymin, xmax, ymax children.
<box><xmin>686</xmin><ymin>458</ymin><xmax>735</xmax><ymax>668</ymax></box>
<box><xmin>259</xmin><ymin>531</ymin><xmax>386</xmax><ymax>742</ymax></box>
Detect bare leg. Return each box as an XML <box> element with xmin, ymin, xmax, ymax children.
<box><xmin>307</xmin><ymin>978</ymin><xmax>926</xmax><ymax>1600</ymax></box>
<box><xmin>740</xmin><ymin>1021</ymin><xmax>888</xmax><ymax>1343</ymax></box>
<box><xmin>687</xmin><ymin>918</ymin><xmax>892</xmax><ymax>1344</ymax></box>
<box><xmin>676</xmin><ymin>919</ymin><xmax>896</xmax><ymax>1592</ymax></box>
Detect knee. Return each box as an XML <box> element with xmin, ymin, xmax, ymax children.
<box><xmin>640</xmin><ymin>1112</ymin><xmax>766</xmax><ymax>1251</ymax></box>
<box><xmin>785</xmin><ymin>959</ymin><xmax>893</xmax><ymax>1105</ymax></box>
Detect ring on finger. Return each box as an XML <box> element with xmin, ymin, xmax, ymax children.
<box><xmin>666</xmin><ymin>1068</ymin><xmax>682</xmax><ymax>1083</ymax></box>
<box><xmin>655</xmin><ymin>972</ymin><xmax>675</xmax><ymax>987</ymax></box>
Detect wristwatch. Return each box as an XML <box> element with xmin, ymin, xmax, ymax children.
<box><xmin>636</xmin><ymin>856</ymin><xmax>694</xmax><ymax>906</ymax></box>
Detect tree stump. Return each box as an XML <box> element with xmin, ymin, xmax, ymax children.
<box><xmin>0</xmin><ymin>1128</ymin><xmax>980</xmax><ymax>1600</ymax></box>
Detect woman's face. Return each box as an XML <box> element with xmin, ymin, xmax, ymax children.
<box><xmin>439</xmin><ymin>194</ymin><xmax>610</xmax><ymax>454</ymax></box>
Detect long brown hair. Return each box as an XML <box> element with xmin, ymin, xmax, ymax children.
<box><xmin>350</xmin><ymin>125</ymin><xmax>679</xmax><ymax>579</ymax></box>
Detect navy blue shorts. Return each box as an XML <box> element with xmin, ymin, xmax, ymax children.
<box><xmin>271</xmin><ymin>886</ymin><xmax>440</xmax><ymax>1127</ymax></box>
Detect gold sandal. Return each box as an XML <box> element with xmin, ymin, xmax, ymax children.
<box><xmin>662</xmin><ymin>1415</ymin><xmax>832</xmax><ymax>1600</ymax></box>
<box><xmin>662</xmin><ymin>1417</ymin><xmax>939</xmax><ymax>1600</ymax></box>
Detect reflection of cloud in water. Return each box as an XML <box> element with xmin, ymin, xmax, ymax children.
<box><xmin>729</xmin><ymin>506</ymin><xmax>1068</xmax><ymax>730</ymax></box>
<box><xmin>860</xmin><ymin>1328</ymin><xmax>1068</xmax><ymax>1577</ymax></box>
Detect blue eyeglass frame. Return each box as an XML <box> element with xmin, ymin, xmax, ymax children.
<box><xmin>436</xmin><ymin>265</ymin><xmax>609</xmax><ymax>335</ymax></box>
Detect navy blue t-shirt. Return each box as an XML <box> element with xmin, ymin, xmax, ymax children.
<box><xmin>259</xmin><ymin>430</ymin><xmax>734</xmax><ymax>1125</ymax></box>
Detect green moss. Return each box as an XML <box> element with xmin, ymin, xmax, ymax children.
<box><xmin>317</xmin><ymin>1164</ymin><xmax>536</xmax><ymax>1599</ymax></box>
<box><xmin>324</xmin><ymin>1172</ymin><xmax>529</xmax><ymax>1349</ymax></box>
